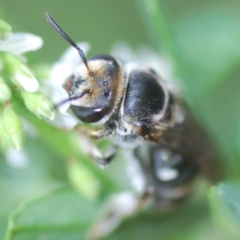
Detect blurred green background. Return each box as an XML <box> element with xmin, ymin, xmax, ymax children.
<box><xmin>1</xmin><ymin>0</ymin><xmax>240</xmax><ymax>239</ymax></box>
<box><xmin>1</xmin><ymin>0</ymin><xmax>151</xmax><ymax>61</ymax></box>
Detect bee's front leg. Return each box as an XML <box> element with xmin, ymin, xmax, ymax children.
<box><xmin>91</xmin><ymin>144</ymin><xmax>118</xmax><ymax>167</ymax></box>
<box><xmin>75</xmin><ymin>125</ymin><xmax>117</xmax><ymax>167</ymax></box>
<box><xmin>75</xmin><ymin>125</ymin><xmax>113</xmax><ymax>139</ymax></box>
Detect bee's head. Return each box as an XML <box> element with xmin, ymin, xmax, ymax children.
<box><xmin>64</xmin><ymin>55</ymin><xmax>124</xmax><ymax>123</ymax></box>
<box><xmin>45</xmin><ymin>13</ymin><xmax>125</xmax><ymax>123</ymax></box>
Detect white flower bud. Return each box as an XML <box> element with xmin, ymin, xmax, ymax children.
<box><xmin>1</xmin><ymin>106</ymin><xmax>24</xmax><ymax>150</ymax></box>
<box><xmin>13</xmin><ymin>64</ymin><xmax>39</xmax><ymax>92</ymax></box>
<box><xmin>0</xmin><ymin>75</ymin><xmax>11</xmax><ymax>102</ymax></box>
<box><xmin>21</xmin><ymin>91</ymin><xmax>55</xmax><ymax>120</ymax></box>
<box><xmin>0</xmin><ymin>19</ymin><xmax>12</xmax><ymax>40</ymax></box>
<box><xmin>2</xmin><ymin>52</ymin><xmax>39</xmax><ymax>92</ymax></box>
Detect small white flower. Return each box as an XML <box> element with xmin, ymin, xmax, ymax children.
<box><xmin>0</xmin><ymin>33</ymin><xmax>43</xmax><ymax>59</ymax></box>
<box><xmin>111</xmin><ymin>42</ymin><xmax>180</xmax><ymax>92</ymax></box>
<box><xmin>5</xmin><ymin>148</ymin><xmax>29</xmax><ymax>168</ymax></box>
<box><xmin>41</xmin><ymin>42</ymin><xmax>90</xmax><ymax>129</ymax></box>
<box><xmin>50</xmin><ymin>42</ymin><xmax>90</xmax><ymax>86</ymax></box>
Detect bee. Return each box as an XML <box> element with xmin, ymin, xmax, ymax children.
<box><xmin>45</xmin><ymin>13</ymin><xmax>221</xmax><ymax>213</ymax></box>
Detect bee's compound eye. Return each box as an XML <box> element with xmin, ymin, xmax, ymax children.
<box><xmin>70</xmin><ymin>105</ymin><xmax>109</xmax><ymax>123</ymax></box>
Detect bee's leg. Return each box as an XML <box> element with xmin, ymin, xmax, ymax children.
<box><xmin>75</xmin><ymin>125</ymin><xmax>113</xmax><ymax>139</ymax></box>
<box><xmin>87</xmin><ymin>187</ymin><xmax>153</xmax><ymax>240</ymax></box>
<box><xmin>135</xmin><ymin>145</ymin><xmax>198</xmax><ymax>211</ymax></box>
<box><xmin>75</xmin><ymin>125</ymin><xmax>117</xmax><ymax>167</ymax></box>
<box><xmin>91</xmin><ymin>144</ymin><xmax>118</xmax><ymax>167</ymax></box>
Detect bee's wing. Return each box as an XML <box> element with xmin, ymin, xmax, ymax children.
<box><xmin>134</xmin><ymin>105</ymin><xmax>221</xmax><ymax>209</ymax></box>
<box><xmin>152</xmin><ymin>101</ymin><xmax>222</xmax><ymax>181</ymax></box>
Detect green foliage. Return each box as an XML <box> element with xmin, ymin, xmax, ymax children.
<box><xmin>1</xmin><ymin>106</ymin><xmax>24</xmax><ymax>150</ymax></box>
<box><xmin>6</xmin><ymin>188</ymin><xmax>105</xmax><ymax>240</ymax></box>
<box><xmin>0</xmin><ymin>19</ymin><xmax>11</xmax><ymax>39</ymax></box>
<box><xmin>209</xmin><ymin>182</ymin><xmax>240</xmax><ymax>240</ymax></box>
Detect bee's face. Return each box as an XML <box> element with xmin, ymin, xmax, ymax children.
<box><xmin>64</xmin><ymin>55</ymin><xmax>125</xmax><ymax>123</ymax></box>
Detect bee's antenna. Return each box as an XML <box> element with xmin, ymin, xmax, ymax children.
<box><xmin>45</xmin><ymin>12</ymin><xmax>91</xmax><ymax>75</ymax></box>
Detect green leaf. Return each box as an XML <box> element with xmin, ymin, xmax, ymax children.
<box><xmin>172</xmin><ymin>4</ymin><xmax>240</xmax><ymax>95</ymax></box>
<box><xmin>137</xmin><ymin>0</ymin><xmax>172</xmax><ymax>51</ymax></box>
<box><xmin>67</xmin><ymin>159</ymin><xmax>101</xmax><ymax>200</ymax></box>
<box><xmin>137</xmin><ymin>0</ymin><xmax>183</xmax><ymax>79</ymax></box>
<box><xmin>6</xmin><ymin>188</ymin><xmax>105</xmax><ymax>240</ymax></box>
<box><xmin>208</xmin><ymin>182</ymin><xmax>240</xmax><ymax>240</ymax></box>
<box><xmin>138</xmin><ymin>1</ymin><xmax>240</xmax><ymax>97</ymax></box>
